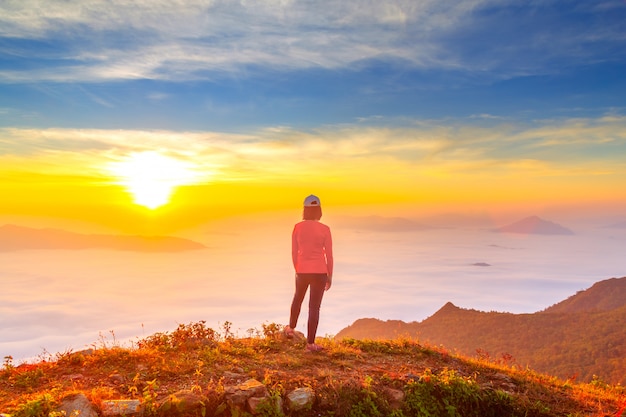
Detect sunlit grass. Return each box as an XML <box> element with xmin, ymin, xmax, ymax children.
<box><xmin>1</xmin><ymin>322</ymin><xmax>623</xmax><ymax>416</ymax></box>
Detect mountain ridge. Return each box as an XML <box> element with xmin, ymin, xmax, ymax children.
<box><xmin>336</xmin><ymin>276</ymin><xmax>626</xmax><ymax>385</ymax></box>
<box><xmin>0</xmin><ymin>224</ymin><xmax>206</xmax><ymax>252</ymax></box>
<box><xmin>541</xmin><ymin>277</ymin><xmax>626</xmax><ymax>314</ymax></box>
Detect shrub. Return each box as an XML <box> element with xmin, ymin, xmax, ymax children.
<box><xmin>11</xmin><ymin>393</ymin><xmax>57</xmax><ymax>417</ymax></box>
<box><xmin>402</xmin><ymin>368</ymin><xmax>521</xmax><ymax>417</ymax></box>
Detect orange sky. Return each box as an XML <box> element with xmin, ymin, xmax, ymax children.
<box><xmin>1</xmin><ymin>1</ymin><xmax>626</xmax><ymax>236</ymax></box>
<box><xmin>1</xmin><ymin>121</ymin><xmax>625</xmax><ymax>235</ymax></box>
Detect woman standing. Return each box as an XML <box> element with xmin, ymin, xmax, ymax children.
<box><xmin>284</xmin><ymin>194</ymin><xmax>333</xmax><ymax>352</ymax></box>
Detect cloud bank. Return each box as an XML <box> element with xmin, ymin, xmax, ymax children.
<box><xmin>1</xmin><ymin>1</ymin><xmax>624</xmax><ymax>83</ymax></box>
<box><xmin>1</xmin><ymin>114</ymin><xmax>625</xmax><ymax>183</ymax></box>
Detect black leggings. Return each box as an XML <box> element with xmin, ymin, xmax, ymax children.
<box><xmin>289</xmin><ymin>273</ymin><xmax>328</xmax><ymax>344</ymax></box>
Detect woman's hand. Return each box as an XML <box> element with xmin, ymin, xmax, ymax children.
<box><xmin>325</xmin><ymin>277</ymin><xmax>332</xmax><ymax>291</ymax></box>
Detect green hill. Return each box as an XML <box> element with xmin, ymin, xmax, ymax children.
<box><xmin>336</xmin><ymin>277</ymin><xmax>626</xmax><ymax>385</ymax></box>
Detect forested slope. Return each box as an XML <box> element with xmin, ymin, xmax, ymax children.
<box><xmin>336</xmin><ymin>277</ymin><xmax>626</xmax><ymax>384</ymax></box>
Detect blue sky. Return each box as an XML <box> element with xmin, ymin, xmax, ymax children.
<box><xmin>2</xmin><ymin>1</ymin><xmax>625</xmax><ymax>131</ymax></box>
<box><xmin>1</xmin><ymin>1</ymin><xmax>626</xmax><ymax>227</ymax></box>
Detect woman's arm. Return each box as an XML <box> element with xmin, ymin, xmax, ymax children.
<box><xmin>291</xmin><ymin>225</ymin><xmax>299</xmax><ymax>270</ymax></box>
<box><xmin>325</xmin><ymin>227</ymin><xmax>333</xmax><ymax>290</ymax></box>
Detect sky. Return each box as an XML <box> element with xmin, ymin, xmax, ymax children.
<box><xmin>2</xmin><ymin>1</ymin><xmax>626</xmax><ymax>362</ymax></box>
<box><xmin>1</xmin><ymin>0</ymin><xmax>626</xmax><ymax>234</ymax></box>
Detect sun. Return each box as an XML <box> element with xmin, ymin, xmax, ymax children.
<box><xmin>109</xmin><ymin>151</ymin><xmax>198</xmax><ymax>209</ymax></box>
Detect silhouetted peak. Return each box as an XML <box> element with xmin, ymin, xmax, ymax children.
<box><xmin>495</xmin><ymin>216</ymin><xmax>574</xmax><ymax>235</ymax></box>
<box><xmin>441</xmin><ymin>301</ymin><xmax>458</xmax><ymax>310</ymax></box>
<box><xmin>431</xmin><ymin>302</ymin><xmax>461</xmax><ymax>317</ymax></box>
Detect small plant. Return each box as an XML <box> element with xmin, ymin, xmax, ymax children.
<box><xmin>348</xmin><ymin>389</ymin><xmax>382</xmax><ymax>417</ymax></box>
<box><xmin>12</xmin><ymin>393</ymin><xmax>57</xmax><ymax>417</ymax></box>
<box><xmin>402</xmin><ymin>368</ymin><xmax>520</xmax><ymax>417</ymax></box>
<box><xmin>142</xmin><ymin>379</ymin><xmax>159</xmax><ymax>415</ymax></box>
<box><xmin>254</xmin><ymin>389</ymin><xmax>285</xmax><ymax>417</ymax></box>
<box><xmin>13</xmin><ymin>366</ymin><xmax>45</xmax><ymax>390</ymax></box>
<box><xmin>137</xmin><ymin>320</ymin><xmax>218</xmax><ymax>351</ymax></box>
<box><xmin>262</xmin><ymin>322</ymin><xmax>282</xmax><ymax>339</ymax></box>
<box><xmin>221</xmin><ymin>321</ymin><xmax>234</xmax><ymax>340</ymax></box>
<box><xmin>590</xmin><ymin>374</ymin><xmax>611</xmax><ymax>390</ymax></box>
<box><xmin>3</xmin><ymin>355</ymin><xmax>14</xmax><ymax>371</ymax></box>
<box><xmin>128</xmin><ymin>372</ymin><xmax>140</xmax><ymax>398</ymax></box>
<box><xmin>191</xmin><ymin>360</ymin><xmax>205</xmax><ymax>393</ymax></box>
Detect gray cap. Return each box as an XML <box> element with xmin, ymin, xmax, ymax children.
<box><xmin>303</xmin><ymin>195</ymin><xmax>320</xmax><ymax>207</ymax></box>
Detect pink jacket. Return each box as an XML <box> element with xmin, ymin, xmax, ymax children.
<box><xmin>292</xmin><ymin>220</ymin><xmax>333</xmax><ymax>277</ymax></box>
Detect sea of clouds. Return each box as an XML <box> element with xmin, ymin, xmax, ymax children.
<box><xmin>2</xmin><ymin>217</ymin><xmax>625</xmax><ymax>362</ymax></box>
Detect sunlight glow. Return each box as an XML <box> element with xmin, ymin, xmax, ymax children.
<box><xmin>109</xmin><ymin>151</ymin><xmax>199</xmax><ymax>209</ymax></box>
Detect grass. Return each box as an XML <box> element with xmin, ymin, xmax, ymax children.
<box><xmin>1</xmin><ymin>321</ymin><xmax>624</xmax><ymax>416</ymax></box>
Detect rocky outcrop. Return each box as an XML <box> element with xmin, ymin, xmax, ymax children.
<box><xmin>57</xmin><ymin>393</ymin><xmax>98</xmax><ymax>417</ymax></box>
<box><xmin>286</xmin><ymin>387</ymin><xmax>314</xmax><ymax>412</ymax></box>
<box><xmin>225</xmin><ymin>378</ymin><xmax>270</xmax><ymax>413</ymax></box>
<box><xmin>158</xmin><ymin>390</ymin><xmax>206</xmax><ymax>416</ymax></box>
<box><xmin>42</xmin><ymin>377</ymin><xmax>314</xmax><ymax>417</ymax></box>
<box><xmin>101</xmin><ymin>400</ymin><xmax>142</xmax><ymax>416</ymax></box>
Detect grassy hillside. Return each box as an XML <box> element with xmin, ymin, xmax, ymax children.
<box><xmin>1</xmin><ymin>322</ymin><xmax>624</xmax><ymax>417</ymax></box>
<box><xmin>336</xmin><ymin>277</ymin><xmax>626</xmax><ymax>385</ymax></box>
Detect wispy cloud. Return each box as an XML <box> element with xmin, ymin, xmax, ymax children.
<box><xmin>1</xmin><ymin>0</ymin><xmax>623</xmax><ymax>83</ymax></box>
<box><xmin>2</xmin><ymin>115</ymin><xmax>625</xmax><ymax>184</ymax></box>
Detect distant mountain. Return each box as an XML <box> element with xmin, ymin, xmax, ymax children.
<box><xmin>334</xmin><ymin>215</ymin><xmax>430</xmax><ymax>232</ymax></box>
<box><xmin>494</xmin><ymin>215</ymin><xmax>574</xmax><ymax>235</ymax></box>
<box><xmin>0</xmin><ymin>224</ymin><xmax>206</xmax><ymax>252</ymax></box>
<box><xmin>336</xmin><ymin>277</ymin><xmax>626</xmax><ymax>384</ymax></box>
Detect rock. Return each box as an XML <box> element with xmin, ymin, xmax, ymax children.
<box><xmin>108</xmin><ymin>373</ymin><xmax>125</xmax><ymax>385</ymax></box>
<box><xmin>238</xmin><ymin>379</ymin><xmax>268</xmax><ymax>396</ymax></box>
<box><xmin>286</xmin><ymin>387</ymin><xmax>314</xmax><ymax>411</ymax></box>
<box><xmin>223</xmin><ymin>371</ymin><xmax>245</xmax><ymax>383</ymax></box>
<box><xmin>101</xmin><ymin>399</ymin><xmax>143</xmax><ymax>416</ymax></box>
<box><xmin>225</xmin><ymin>378</ymin><xmax>269</xmax><ymax>409</ymax></box>
<box><xmin>481</xmin><ymin>373</ymin><xmax>517</xmax><ymax>393</ymax></box>
<box><xmin>57</xmin><ymin>393</ymin><xmax>98</xmax><ymax>417</ymax></box>
<box><xmin>158</xmin><ymin>390</ymin><xmax>205</xmax><ymax>416</ymax></box>
<box><xmin>248</xmin><ymin>395</ymin><xmax>283</xmax><ymax>415</ymax></box>
<box><xmin>383</xmin><ymin>387</ymin><xmax>405</xmax><ymax>410</ymax></box>
<box><xmin>284</xmin><ymin>330</ymin><xmax>306</xmax><ymax>341</ymax></box>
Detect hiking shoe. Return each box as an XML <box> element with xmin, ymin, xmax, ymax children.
<box><xmin>305</xmin><ymin>343</ymin><xmax>324</xmax><ymax>352</ymax></box>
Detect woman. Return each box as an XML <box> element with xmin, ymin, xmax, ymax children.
<box><xmin>284</xmin><ymin>194</ymin><xmax>333</xmax><ymax>352</ymax></box>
